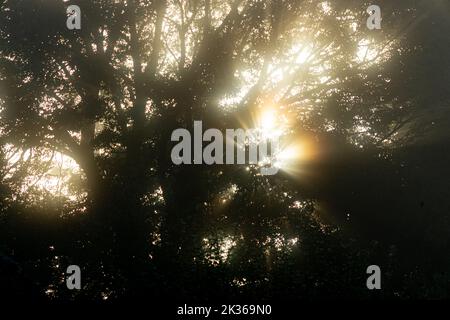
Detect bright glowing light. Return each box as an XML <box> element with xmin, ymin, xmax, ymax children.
<box><xmin>220</xmin><ymin>237</ymin><xmax>237</xmax><ymax>260</ymax></box>
<box><xmin>3</xmin><ymin>144</ymin><xmax>86</xmax><ymax>203</ymax></box>
<box><xmin>265</xmin><ymin>233</ymin><xmax>299</xmax><ymax>252</ymax></box>
<box><xmin>256</xmin><ymin>107</ymin><xmax>288</xmax><ymax>142</ymax></box>
<box><xmin>253</xmin><ymin>108</ymin><xmax>310</xmax><ymax>174</ymax></box>
<box><xmin>219</xmin><ymin>184</ymin><xmax>238</xmax><ymax>204</ymax></box>
<box><xmin>218</xmin><ymin>69</ymin><xmax>257</xmax><ymax>111</ymax></box>
<box><xmin>356</xmin><ymin>39</ymin><xmax>379</xmax><ymax>64</ymax></box>
<box><xmin>296</xmin><ymin>47</ymin><xmax>313</xmax><ymax>64</ymax></box>
<box><xmin>232</xmin><ymin>277</ymin><xmax>248</xmax><ymax>287</ymax></box>
<box><xmin>269</xmin><ymin>66</ymin><xmax>286</xmax><ymax>84</ymax></box>
<box><xmin>203</xmin><ymin>235</ymin><xmax>237</xmax><ymax>266</ymax></box>
<box><xmin>24</xmin><ymin>152</ymin><xmax>81</xmax><ymax>200</ymax></box>
<box><xmin>277</xmin><ymin>145</ymin><xmax>302</xmax><ymax>161</ymax></box>
<box><xmin>320</xmin><ymin>1</ymin><xmax>332</xmax><ymax>14</ymax></box>
<box><xmin>273</xmin><ymin>143</ymin><xmax>304</xmax><ymax>172</ymax></box>
<box><xmin>260</xmin><ymin>109</ymin><xmax>276</xmax><ymax>131</ymax></box>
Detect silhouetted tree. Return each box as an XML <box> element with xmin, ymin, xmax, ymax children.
<box><xmin>0</xmin><ymin>0</ymin><xmax>449</xmax><ymax>300</ymax></box>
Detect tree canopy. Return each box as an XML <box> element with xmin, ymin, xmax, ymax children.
<box><xmin>0</xmin><ymin>0</ymin><xmax>449</xmax><ymax>301</ymax></box>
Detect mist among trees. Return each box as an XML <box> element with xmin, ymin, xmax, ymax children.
<box><xmin>0</xmin><ymin>0</ymin><xmax>449</xmax><ymax>301</ymax></box>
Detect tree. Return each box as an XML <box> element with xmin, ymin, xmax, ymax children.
<box><xmin>0</xmin><ymin>0</ymin><xmax>449</xmax><ymax>300</ymax></box>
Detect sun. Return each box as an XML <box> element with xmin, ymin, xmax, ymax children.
<box><xmin>254</xmin><ymin>107</ymin><xmax>307</xmax><ymax>173</ymax></box>
<box><xmin>277</xmin><ymin>144</ymin><xmax>303</xmax><ymax>162</ymax></box>
<box><xmin>260</xmin><ymin>109</ymin><xmax>276</xmax><ymax>131</ymax></box>
<box><xmin>257</xmin><ymin>107</ymin><xmax>287</xmax><ymax>140</ymax></box>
